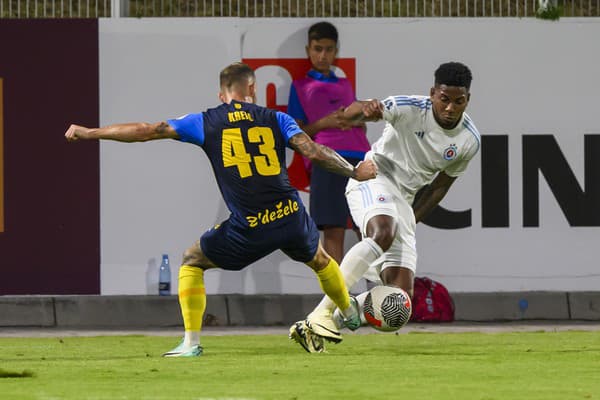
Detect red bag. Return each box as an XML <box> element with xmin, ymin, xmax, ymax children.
<box><xmin>410</xmin><ymin>277</ymin><xmax>455</xmax><ymax>322</ymax></box>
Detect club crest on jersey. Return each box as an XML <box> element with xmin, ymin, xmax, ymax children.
<box><xmin>376</xmin><ymin>194</ymin><xmax>389</xmax><ymax>203</ymax></box>
<box><xmin>443</xmin><ymin>144</ymin><xmax>458</xmax><ymax>161</ymax></box>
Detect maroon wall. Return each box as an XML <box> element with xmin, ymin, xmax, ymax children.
<box><xmin>0</xmin><ymin>20</ymin><xmax>100</xmax><ymax>294</ymax></box>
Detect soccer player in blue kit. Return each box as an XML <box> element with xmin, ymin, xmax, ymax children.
<box><xmin>65</xmin><ymin>62</ymin><xmax>377</xmax><ymax>357</ymax></box>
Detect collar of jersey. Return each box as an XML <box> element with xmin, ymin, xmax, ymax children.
<box><xmin>307</xmin><ymin>69</ymin><xmax>339</xmax><ymax>82</ymax></box>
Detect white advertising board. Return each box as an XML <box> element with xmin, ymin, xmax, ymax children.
<box><xmin>99</xmin><ymin>18</ymin><xmax>600</xmax><ymax>294</ymax></box>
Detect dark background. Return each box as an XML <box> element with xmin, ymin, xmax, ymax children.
<box><xmin>0</xmin><ymin>20</ymin><xmax>100</xmax><ymax>294</ymax></box>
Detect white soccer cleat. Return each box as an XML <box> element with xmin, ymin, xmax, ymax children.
<box><xmin>306</xmin><ymin>310</ymin><xmax>343</xmax><ymax>344</ymax></box>
<box><xmin>162</xmin><ymin>340</ymin><xmax>203</xmax><ymax>357</ymax></box>
<box><xmin>289</xmin><ymin>320</ymin><xmax>324</xmax><ymax>353</ymax></box>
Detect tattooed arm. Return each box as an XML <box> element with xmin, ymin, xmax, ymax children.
<box><xmin>288</xmin><ymin>132</ymin><xmax>377</xmax><ymax>181</ymax></box>
<box><xmin>65</xmin><ymin>121</ymin><xmax>179</xmax><ymax>143</ymax></box>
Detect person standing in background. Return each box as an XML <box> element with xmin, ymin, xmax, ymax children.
<box><xmin>287</xmin><ymin>21</ymin><xmax>371</xmax><ymax>264</ymax></box>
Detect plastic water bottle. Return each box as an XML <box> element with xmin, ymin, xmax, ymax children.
<box><xmin>158</xmin><ymin>254</ymin><xmax>171</xmax><ymax>296</ymax></box>
<box><xmin>518</xmin><ymin>298</ymin><xmax>529</xmax><ymax>318</ymax></box>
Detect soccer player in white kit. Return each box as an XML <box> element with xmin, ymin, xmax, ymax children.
<box><xmin>290</xmin><ymin>61</ymin><xmax>480</xmax><ymax>352</ymax></box>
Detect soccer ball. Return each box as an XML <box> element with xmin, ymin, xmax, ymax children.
<box><xmin>363</xmin><ymin>285</ymin><xmax>412</xmax><ymax>332</ymax></box>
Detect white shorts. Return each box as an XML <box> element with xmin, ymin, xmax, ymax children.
<box><xmin>346</xmin><ymin>175</ymin><xmax>417</xmax><ymax>282</ymax></box>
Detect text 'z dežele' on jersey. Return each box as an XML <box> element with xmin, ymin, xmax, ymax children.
<box><xmin>167</xmin><ymin>101</ymin><xmax>304</xmax><ymax>228</ymax></box>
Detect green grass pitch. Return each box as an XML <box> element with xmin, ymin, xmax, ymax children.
<box><xmin>1</xmin><ymin>331</ymin><xmax>599</xmax><ymax>400</ymax></box>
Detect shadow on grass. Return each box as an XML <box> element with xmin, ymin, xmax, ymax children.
<box><xmin>1</xmin><ymin>354</ymin><xmax>154</xmax><ymax>362</ymax></box>
<box><xmin>0</xmin><ymin>369</ymin><xmax>35</xmax><ymax>378</ymax></box>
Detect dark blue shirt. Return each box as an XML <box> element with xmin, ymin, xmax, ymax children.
<box><xmin>168</xmin><ymin>101</ymin><xmax>304</xmax><ymax>226</ymax></box>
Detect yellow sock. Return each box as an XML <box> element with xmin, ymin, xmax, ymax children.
<box><xmin>315</xmin><ymin>258</ymin><xmax>350</xmax><ymax>311</ymax></box>
<box><xmin>178</xmin><ymin>265</ymin><xmax>206</xmax><ymax>333</ymax></box>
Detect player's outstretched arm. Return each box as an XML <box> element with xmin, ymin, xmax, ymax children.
<box><xmin>343</xmin><ymin>99</ymin><xmax>384</xmax><ymax>122</ymax></box>
<box><xmin>64</xmin><ymin>122</ymin><xmax>179</xmax><ymax>143</ymax></box>
<box><xmin>289</xmin><ymin>132</ymin><xmax>377</xmax><ymax>181</ymax></box>
<box><xmin>299</xmin><ymin>107</ymin><xmax>356</xmax><ymax>137</ymax></box>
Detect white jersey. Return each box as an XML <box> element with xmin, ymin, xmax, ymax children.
<box><xmin>366</xmin><ymin>95</ymin><xmax>480</xmax><ymax>204</ymax></box>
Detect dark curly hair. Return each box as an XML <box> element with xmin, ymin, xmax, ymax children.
<box><xmin>434</xmin><ymin>62</ymin><xmax>472</xmax><ymax>90</ymax></box>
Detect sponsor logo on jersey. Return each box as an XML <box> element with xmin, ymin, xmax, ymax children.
<box><xmin>414</xmin><ymin>131</ymin><xmax>425</xmax><ymax>139</ymax></box>
<box><xmin>246</xmin><ymin>199</ymin><xmax>300</xmax><ymax>228</ymax></box>
<box><xmin>443</xmin><ymin>144</ymin><xmax>458</xmax><ymax>161</ymax></box>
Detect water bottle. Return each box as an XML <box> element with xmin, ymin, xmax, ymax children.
<box><xmin>158</xmin><ymin>254</ymin><xmax>171</xmax><ymax>296</ymax></box>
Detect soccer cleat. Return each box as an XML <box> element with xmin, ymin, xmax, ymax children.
<box><xmin>162</xmin><ymin>340</ymin><xmax>203</xmax><ymax>357</ymax></box>
<box><xmin>341</xmin><ymin>296</ymin><xmax>362</xmax><ymax>331</ymax></box>
<box><xmin>289</xmin><ymin>320</ymin><xmax>324</xmax><ymax>353</ymax></box>
<box><xmin>306</xmin><ymin>310</ymin><xmax>343</xmax><ymax>344</ymax></box>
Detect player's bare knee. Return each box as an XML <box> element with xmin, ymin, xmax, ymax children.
<box><xmin>182</xmin><ymin>241</ymin><xmax>205</xmax><ymax>267</ymax></box>
<box><xmin>371</xmin><ymin>232</ymin><xmax>394</xmax><ymax>252</ymax></box>
<box><xmin>367</xmin><ymin>226</ymin><xmax>395</xmax><ymax>251</ymax></box>
<box><xmin>366</xmin><ymin>216</ymin><xmax>396</xmax><ymax>251</ymax></box>
<box><xmin>181</xmin><ymin>248</ymin><xmax>199</xmax><ymax>266</ymax></box>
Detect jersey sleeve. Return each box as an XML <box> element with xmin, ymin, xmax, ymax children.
<box><xmin>167</xmin><ymin>113</ymin><xmax>204</xmax><ymax>146</ymax></box>
<box><xmin>276</xmin><ymin>111</ymin><xmax>304</xmax><ymax>146</ymax></box>
<box><xmin>381</xmin><ymin>96</ymin><xmax>403</xmax><ymax>124</ymax></box>
<box><xmin>381</xmin><ymin>95</ymin><xmax>430</xmax><ymax>124</ymax></box>
<box><xmin>286</xmin><ymin>83</ymin><xmax>307</xmax><ymax>123</ymax></box>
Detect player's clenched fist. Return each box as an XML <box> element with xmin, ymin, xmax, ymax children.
<box><xmin>64</xmin><ymin>124</ymin><xmax>90</xmax><ymax>142</ymax></box>
<box><xmin>361</xmin><ymin>99</ymin><xmax>384</xmax><ymax>120</ymax></box>
<box><xmin>352</xmin><ymin>159</ymin><xmax>378</xmax><ymax>181</ymax></box>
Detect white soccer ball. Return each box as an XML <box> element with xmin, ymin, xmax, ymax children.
<box><xmin>363</xmin><ymin>285</ymin><xmax>412</xmax><ymax>332</ymax></box>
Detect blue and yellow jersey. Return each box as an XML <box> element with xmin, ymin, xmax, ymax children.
<box><xmin>167</xmin><ymin>101</ymin><xmax>304</xmax><ymax>227</ymax></box>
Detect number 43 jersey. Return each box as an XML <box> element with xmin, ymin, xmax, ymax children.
<box><xmin>167</xmin><ymin>100</ymin><xmax>304</xmax><ymax>227</ymax></box>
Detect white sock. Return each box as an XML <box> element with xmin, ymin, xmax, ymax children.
<box><xmin>312</xmin><ymin>238</ymin><xmax>384</xmax><ymax>316</ymax></box>
<box><xmin>333</xmin><ymin>291</ymin><xmax>369</xmax><ymax>329</ymax></box>
<box><xmin>183</xmin><ymin>330</ymin><xmax>200</xmax><ymax>347</ymax></box>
